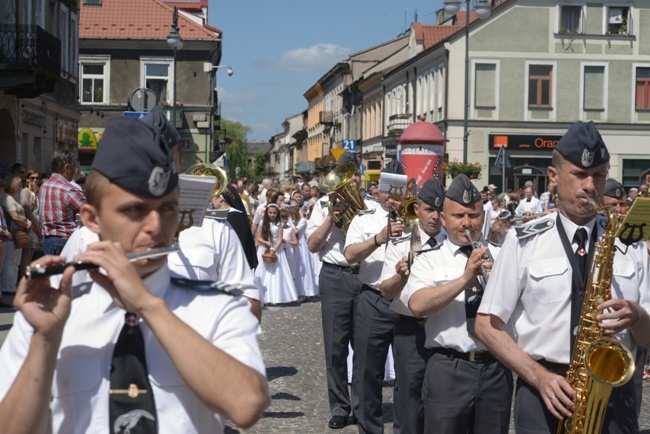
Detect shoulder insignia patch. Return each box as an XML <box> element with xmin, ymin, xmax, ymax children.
<box><xmin>597</xmin><ymin>215</ymin><xmax>607</xmax><ymax>230</ymax></box>
<box><xmin>204</xmin><ymin>210</ymin><xmax>228</xmax><ymax>221</ymax></box>
<box><xmin>171</xmin><ymin>277</ymin><xmax>243</xmax><ymax>296</ymax></box>
<box><xmin>357</xmin><ymin>208</ymin><xmax>376</xmax><ymax>216</ymax></box>
<box><xmin>390</xmin><ymin>233</ymin><xmax>411</xmax><ymax>245</ymax></box>
<box><xmin>515</xmin><ymin>217</ymin><xmax>555</xmax><ymax>240</ymax></box>
<box><xmin>71</xmin><ymin>281</ymin><xmax>93</xmax><ymax>300</ymax></box>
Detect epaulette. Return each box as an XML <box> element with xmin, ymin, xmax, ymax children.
<box><xmin>204</xmin><ymin>209</ymin><xmax>228</xmax><ymax>221</ymax></box>
<box><xmin>487</xmin><ymin>240</ymin><xmax>501</xmax><ymax>248</ymax></box>
<box><xmin>515</xmin><ymin>217</ymin><xmax>555</xmax><ymax>240</ymax></box>
<box><xmin>390</xmin><ymin>233</ymin><xmax>411</xmax><ymax>245</ymax></box>
<box><xmin>416</xmin><ymin>243</ymin><xmax>443</xmax><ymax>255</ymax></box>
<box><xmin>597</xmin><ymin>214</ymin><xmax>607</xmax><ymax>230</ymax></box>
<box><xmin>357</xmin><ymin>208</ymin><xmax>376</xmax><ymax>216</ymax></box>
<box><xmin>71</xmin><ymin>281</ymin><xmax>93</xmax><ymax>299</ymax></box>
<box><xmin>171</xmin><ymin>277</ymin><xmax>243</xmax><ymax>296</ymax></box>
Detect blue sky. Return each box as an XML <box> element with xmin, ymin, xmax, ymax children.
<box><xmin>209</xmin><ymin>0</ymin><xmax>445</xmax><ymax>141</ymax></box>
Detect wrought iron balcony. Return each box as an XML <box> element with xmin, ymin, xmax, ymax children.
<box><xmin>0</xmin><ymin>24</ymin><xmax>61</xmax><ymax>78</ymax></box>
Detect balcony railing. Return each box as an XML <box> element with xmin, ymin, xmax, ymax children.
<box><xmin>162</xmin><ymin>106</ymin><xmax>184</xmax><ymax>129</ymax></box>
<box><xmin>0</xmin><ymin>24</ymin><xmax>61</xmax><ymax>78</ymax></box>
<box><xmin>386</xmin><ymin>113</ymin><xmax>412</xmax><ymax>137</ymax></box>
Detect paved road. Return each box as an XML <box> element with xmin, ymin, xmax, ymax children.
<box><xmin>1</xmin><ymin>297</ymin><xmax>649</xmax><ymax>433</ymax></box>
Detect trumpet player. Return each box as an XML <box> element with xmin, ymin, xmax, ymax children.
<box><xmin>343</xmin><ymin>161</ymin><xmax>406</xmax><ymax>434</ymax></box>
<box><xmin>378</xmin><ymin>178</ymin><xmax>446</xmax><ymax>434</ymax></box>
<box><xmin>405</xmin><ymin>174</ymin><xmax>510</xmax><ymax>434</ymax></box>
<box><xmin>476</xmin><ymin>121</ymin><xmax>650</xmax><ymax>434</ymax></box>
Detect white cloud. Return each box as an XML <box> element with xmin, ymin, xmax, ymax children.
<box><xmin>262</xmin><ymin>43</ymin><xmax>351</xmax><ymax>72</ymax></box>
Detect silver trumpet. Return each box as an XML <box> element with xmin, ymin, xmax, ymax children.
<box><xmin>25</xmin><ymin>246</ymin><xmax>181</xmax><ymax>280</ymax></box>
<box><xmin>463</xmin><ymin>229</ymin><xmax>494</xmax><ymax>282</ymax></box>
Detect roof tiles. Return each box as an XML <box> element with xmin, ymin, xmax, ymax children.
<box><xmin>80</xmin><ymin>0</ymin><xmax>220</xmax><ymax>41</ymax></box>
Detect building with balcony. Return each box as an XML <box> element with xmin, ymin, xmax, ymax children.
<box><xmin>77</xmin><ymin>0</ymin><xmax>222</xmax><ymax>171</ymax></box>
<box><xmin>0</xmin><ymin>0</ymin><xmax>81</xmax><ymax>174</ymax></box>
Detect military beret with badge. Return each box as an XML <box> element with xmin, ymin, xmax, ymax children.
<box><xmin>603</xmin><ymin>178</ymin><xmax>625</xmax><ymax>199</ymax></box>
<box><xmin>91</xmin><ymin>117</ymin><xmax>178</xmax><ymax>199</ymax></box>
<box><xmin>139</xmin><ymin>106</ymin><xmax>181</xmax><ymax>149</ymax></box>
<box><xmin>418</xmin><ymin>178</ymin><xmax>445</xmax><ymax>209</ymax></box>
<box><xmin>555</xmin><ymin>120</ymin><xmax>610</xmax><ymax>169</ymax></box>
<box><xmin>445</xmin><ymin>173</ymin><xmax>481</xmax><ymax>205</ymax></box>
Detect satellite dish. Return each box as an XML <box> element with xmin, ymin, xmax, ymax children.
<box><xmin>128</xmin><ymin>88</ymin><xmax>157</xmax><ymax>112</ymax></box>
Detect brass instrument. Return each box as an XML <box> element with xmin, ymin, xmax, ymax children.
<box><xmin>321</xmin><ymin>162</ymin><xmax>366</xmax><ymax>234</ymax></box>
<box><xmin>510</xmin><ymin>212</ymin><xmax>545</xmax><ymax>224</ymax></box>
<box><xmin>397</xmin><ymin>179</ymin><xmax>419</xmax><ymax>229</ymax></box>
<box><xmin>558</xmin><ymin>205</ymin><xmax>635</xmax><ymax>434</ymax></box>
<box><xmin>463</xmin><ymin>229</ymin><xmax>494</xmax><ymax>282</ymax></box>
<box><xmin>186</xmin><ymin>163</ymin><xmax>228</xmax><ymax>197</ymax></box>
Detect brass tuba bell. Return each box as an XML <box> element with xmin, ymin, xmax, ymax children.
<box><xmin>186</xmin><ymin>163</ymin><xmax>228</xmax><ymax>197</ymax></box>
<box><xmin>321</xmin><ymin>162</ymin><xmax>366</xmax><ymax>235</ymax></box>
<box><xmin>396</xmin><ymin>179</ymin><xmax>419</xmax><ymax>229</ymax></box>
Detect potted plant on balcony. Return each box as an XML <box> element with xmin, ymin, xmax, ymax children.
<box><xmin>441</xmin><ymin>159</ymin><xmax>483</xmax><ymax>180</ymax></box>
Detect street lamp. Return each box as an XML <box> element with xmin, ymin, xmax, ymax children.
<box><xmin>166</xmin><ymin>6</ymin><xmax>183</xmax><ymax>126</ymax></box>
<box><xmin>444</xmin><ymin>0</ymin><xmax>491</xmax><ymax>163</ymax></box>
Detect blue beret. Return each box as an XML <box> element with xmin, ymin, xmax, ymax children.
<box><xmin>92</xmin><ymin>117</ymin><xmax>178</xmax><ymax>198</ymax></box>
<box><xmin>337</xmin><ymin>151</ymin><xmax>358</xmax><ymax>167</ymax></box>
<box><xmin>418</xmin><ymin>179</ymin><xmax>444</xmax><ymax>208</ymax></box>
<box><xmin>604</xmin><ymin>178</ymin><xmax>625</xmax><ymax>199</ymax></box>
<box><xmin>139</xmin><ymin>106</ymin><xmax>181</xmax><ymax>149</ymax></box>
<box><xmin>555</xmin><ymin>121</ymin><xmax>609</xmax><ymax>169</ymax></box>
<box><xmin>445</xmin><ymin>173</ymin><xmax>481</xmax><ymax>205</ymax></box>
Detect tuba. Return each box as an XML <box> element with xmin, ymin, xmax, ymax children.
<box><xmin>321</xmin><ymin>162</ymin><xmax>366</xmax><ymax>235</ymax></box>
<box><xmin>558</xmin><ymin>204</ymin><xmax>635</xmax><ymax>434</ymax></box>
<box><xmin>397</xmin><ymin>179</ymin><xmax>419</xmax><ymax>229</ymax></box>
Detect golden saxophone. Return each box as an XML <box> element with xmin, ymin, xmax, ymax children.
<box><xmin>558</xmin><ymin>205</ymin><xmax>635</xmax><ymax>434</ymax></box>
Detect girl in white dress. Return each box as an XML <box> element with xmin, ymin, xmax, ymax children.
<box><xmin>254</xmin><ymin>204</ymin><xmax>298</xmax><ymax>305</ymax></box>
<box><xmin>290</xmin><ymin>205</ymin><xmax>318</xmax><ymax>299</ymax></box>
<box><xmin>280</xmin><ymin>208</ymin><xmax>299</xmax><ymax>285</ymax></box>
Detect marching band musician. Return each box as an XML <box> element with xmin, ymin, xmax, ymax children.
<box><xmin>602</xmin><ymin>178</ymin><xmax>629</xmax><ymax>224</ymax></box>
<box><xmin>343</xmin><ymin>161</ymin><xmax>406</xmax><ymax>434</ymax></box>
<box><xmin>476</xmin><ymin>121</ymin><xmax>650</xmax><ymax>434</ymax></box>
<box><xmin>307</xmin><ymin>151</ymin><xmax>373</xmax><ymax>430</ymax></box>
<box><xmin>378</xmin><ymin>178</ymin><xmax>446</xmax><ymax>434</ymax></box>
<box><xmin>0</xmin><ymin>117</ymin><xmax>268</xmax><ymax>434</ymax></box>
<box><xmin>405</xmin><ymin>174</ymin><xmax>511</xmax><ymax>434</ymax></box>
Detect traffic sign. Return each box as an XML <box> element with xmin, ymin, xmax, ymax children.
<box><xmin>359</xmin><ymin>164</ymin><xmax>365</xmax><ymax>175</ymax></box>
<box><xmin>123</xmin><ymin>111</ymin><xmax>147</xmax><ymax>119</ymax></box>
<box><xmin>342</xmin><ymin>140</ymin><xmax>357</xmax><ymax>152</ymax></box>
<box><xmin>331</xmin><ymin>148</ymin><xmax>347</xmax><ymax>161</ymax></box>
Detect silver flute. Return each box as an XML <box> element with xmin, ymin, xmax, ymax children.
<box><xmin>24</xmin><ymin>246</ymin><xmax>181</xmax><ymax>280</ymax></box>
<box><xmin>463</xmin><ymin>230</ymin><xmax>494</xmax><ymax>283</ymax></box>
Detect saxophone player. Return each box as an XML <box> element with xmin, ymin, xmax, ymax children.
<box><xmin>602</xmin><ymin>178</ymin><xmax>629</xmax><ymax>224</ymax></box>
<box><xmin>475</xmin><ymin>121</ymin><xmax>650</xmax><ymax>434</ymax></box>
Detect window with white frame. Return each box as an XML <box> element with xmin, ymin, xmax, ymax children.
<box><xmin>474</xmin><ymin>62</ymin><xmax>497</xmax><ymax>108</ymax></box>
<box><xmin>607</xmin><ymin>6</ymin><xmax>630</xmax><ymax>35</ymax></box>
<box><xmin>79</xmin><ymin>56</ymin><xmax>110</xmax><ymax>104</ymax></box>
<box><xmin>582</xmin><ymin>64</ymin><xmax>606</xmax><ymax>111</ymax></box>
<box><xmin>528</xmin><ymin>65</ymin><xmax>553</xmax><ymax>108</ymax></box>
<box><xmin>635</xmin><ymin>67</ymin><xmax>650</xmax><ymax>110</ymax></box>
<box><xmin>140</xmin><ymin>58</ymin><xmax>173</xmax><ymax>105</ymax></box>
<box><xmin>560</xmin><ymin>5</ymin><xmax>582</xmax><ymax>33</ymax></box>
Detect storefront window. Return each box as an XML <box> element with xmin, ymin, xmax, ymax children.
<box><xmin>622</xmin><ymin>159</ymin><xmax>650</xmax><ymax>188</ymax></box>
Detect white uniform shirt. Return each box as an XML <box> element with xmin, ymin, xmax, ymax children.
<box><xmin>515</xmin><ymin>196</ymin><xmax>542</xmax><ymax>215</ymax></box>
<box><xmin>306</xmin><ymin>198</ymin><xmax>350</xmax><ymax>266</ymax></box>
<box><xmin>404</xmin><ymin>238</ymin><xmax>501</xmax><ymax>352</ymax></box>
<box><xmin>344</xmin><ymin>206</ymin><xmax>391</xmax><ymax>289</ymax></box>
<box><xmin>0</xmin><ymin>265</ymin><xmax>265</xmax><ymax>434</ymax></box>
<box><xmin>380</xmin><ymin>226</ymin><xmax>446</xmax><ymax>316</ymax></box>
<box><xmin>482</xmin><ymin>200</ymin><xmax>493</xmax><ymax>240</ymax></box>
<box><xmin>478</xmin><ymin>212</ymin><xmax>650</xmax><ymax>364</ymax></box>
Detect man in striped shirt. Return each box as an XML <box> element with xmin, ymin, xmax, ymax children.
<box><xmin>38</xmin><ymin>150</ymin><xmax>86</xmax><ymax>255</ymax></box>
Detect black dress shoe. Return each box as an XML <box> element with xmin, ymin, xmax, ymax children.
<box><xmin>347</xmin><ymin>415</ymin><xmax>358</xmax><ymax>425</ymax></box>
<box><xmin>328</xmin><ymin>415</ymin><xmax>347</xmax><ymax>429</ymax></box>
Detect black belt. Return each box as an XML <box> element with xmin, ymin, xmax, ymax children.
<box><xmin>397</xmin><ymin>314</ymin><xmax>427</xmax><ymax>327</ymax></box>
<box><xmin>322</xmin><ymin>261</ymin><xmax>360</xmax><ymax>274</ymax></box>
<box><xmin>537</xmin><ymin>359</ymin><xmax>569</xmax><ymax>376</ymax></box>
<box><xmin>432</xmin><ymin>347</ymin><xmax>496</xmax><ymax>363</ymax></box>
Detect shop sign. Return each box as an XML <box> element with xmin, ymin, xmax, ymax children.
<box><xmin>384</xmin><ymin>144</ymin><xmax>397</xmax><ymax>157</ymax></box>
<box><xmin>78</xmin><ymin>128</ymin><xmax>98</xmax><ymax>152</ymax></box>
<box><xmin>490</xmin><ymin>134</ymin><xmax>563</xmax><ymax>151</ymax></box>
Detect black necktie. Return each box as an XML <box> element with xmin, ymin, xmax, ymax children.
<box><xmin>573</xmin><ymin>228</ymin><xmax>588</xmax><ymax>282</ymax></box>
<box><xmin>426</xmin><ymin>237</ymin><xmax>437</xmax><ymax>248</ymax></box>
<box><xmin>110</xmin><ymin>312</ymin><xmax>158</xmax><ymax>434</ymax></box>
<box><xmin>526</xmin><ymin>198</ymin><xmax>531</xmax><ymax>203</ymax></box>
<box><xmin>570</xmin><ymin>228</ymin><xmax>589</xmax><ymax>350</ymax></box>
<box><xmin>459</xmin><ymin>245</ymin><xmax>482</xmax><ymax>337</ymax></box>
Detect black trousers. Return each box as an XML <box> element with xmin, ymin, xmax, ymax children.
<box><xmin>393</xmin><ymin>315</ymin><xmax>429</xmax><ymax>434</ymax></box>
<box><xmin>354</xmin><ymin>286</ymin><xmax>399</xmax><ymax>434</ymax></box>
<box><xmin>514</xmin><ymin>375</ymin><xmax>638</xmax><ymax>434</ymax></box>
<box><xmin>319</xmin><ymin>263</ymin><xmax>362</xmax><ymax>418</ymax></box>
<box><xmin>423</xmin><ymin>350</ymin><xmax>513</xmax><ymax>434</ymax></box>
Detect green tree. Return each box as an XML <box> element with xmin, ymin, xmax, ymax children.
<box><xmin>222</xmin><ymin>119</ymin><xmax>252</xmax><ymax>180</ymax></box>
<box><xmin>250</xmin><ymin>151</ymin><xmax>267</xmax><ymax>182</ymax></box>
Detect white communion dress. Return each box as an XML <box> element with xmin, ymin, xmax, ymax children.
<box><xmin>255</xmin><ymin>223</ymin><xmax>299</xmax><ymax>305</ymax></box>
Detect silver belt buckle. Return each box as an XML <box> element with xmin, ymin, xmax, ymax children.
<box><xmin>469</xmin><ymin>351</ymin><xmax>480</xmax><ymax>362</ymax></box>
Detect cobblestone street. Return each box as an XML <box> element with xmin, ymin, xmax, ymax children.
<box><xmin>0</xmin><ymin>299</ymin><xmax>649</xmax><ymax>433</ymax></box>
